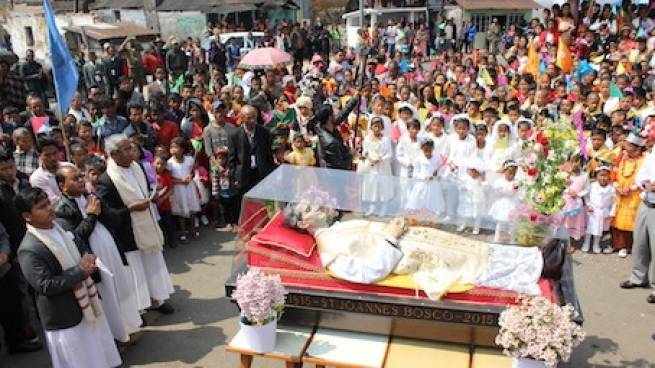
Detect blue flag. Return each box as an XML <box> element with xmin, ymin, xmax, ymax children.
<box><xmin>44</xmin><ymin>0</ymin><xmax>78</xmax><ymax>114</ymax></box>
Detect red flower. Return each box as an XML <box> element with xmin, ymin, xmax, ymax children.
<box><xmin>542</xmin><ymin>147</ymin><xmax>549</xmax><ymax>156</ymax></box>
<box><xmin>535</xmin><ymin>132</ymin><xmax>549</xmax><ymax>147</ymax></box>
<box><xmin>527</xmin><ymin>167</ymin><xmax>538</xmax><ymax>176</ymax></box>
<box><xmin>529</xmin><ymin>213</ymin><xmax>539</xmax><ymax>222</ymax></box>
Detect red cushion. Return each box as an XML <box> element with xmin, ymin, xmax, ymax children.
<box><xmin>238</xmin><ymin>202</ymin><xmax>269</xmax><ymax>240</ymax></box>
<box><xmin>247</xmin><ymin>240</ymin><xmax>324</xmax><ymax>272</ymax></box>
<box><xmin>253</xmin><ymin>211</ymin><xmax>316</xmax><ymax>258</ymax></box>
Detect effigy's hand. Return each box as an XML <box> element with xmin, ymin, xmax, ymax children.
<box><xmin>385</xmin><ymin>217</ymin><xmax>408</xmax><ymax>239</ymax></box>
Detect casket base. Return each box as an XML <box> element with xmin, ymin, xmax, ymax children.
<box><xmin>226</xmin><ymin>267</ymin><xmax>505</xmax><ymax>347</ymax></box>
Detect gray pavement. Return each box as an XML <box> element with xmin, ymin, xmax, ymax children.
<box><xmin>1</xmin><ymin>227</ymin><xmax>654</xmax><ymax>368</ymax></box>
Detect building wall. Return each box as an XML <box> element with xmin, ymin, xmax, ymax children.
<box><xmin>158</xmin><ymin>11</ymin><xmax>206</xmax><ymax>41</ymax></box>
<box><xmin>95</xmin><ymin>9</ymin><xmax>205</xmax><ymax>41</ymax></box>
<box><xmin>5</xmin><ymin>12</ymin><xmax>48</xmax><ymax>63</ymax></box>
<box><xmin>95</xmin><ymin>9</ymin><xmax>147</xmax><ymax>25</ymax></box>
<box><xmin>5</xmin><ymin>8</ymin><xmax>97</xmax><ymax>68</ymax></box>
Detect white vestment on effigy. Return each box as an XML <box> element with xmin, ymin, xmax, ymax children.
<box><xmin>316</xmin><ymin>220</ymin><xmax>543</xmax><ymax>300</ymax></box>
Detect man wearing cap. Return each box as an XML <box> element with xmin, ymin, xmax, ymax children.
<box><xmin>165</xmin><ymin>37</ymin><xmax>188</xmax><ymax>81</ymax></box>
<box><xmin>621</xmin><ymin>138</ymin><xmax>655</xmax><ymax>303</ymax></box>
<box><xmin>204</xmin><ymin>100</ymin><xmax>235</xmax><ymax>161</ymax></box>
<box><xmin>611</xmin><ymin>132</ymin><xmax>646</xmax><ymax>259</ymax></box>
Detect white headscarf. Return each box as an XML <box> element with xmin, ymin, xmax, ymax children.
<box><xmin>488</xmin><ymin>119</ymin><xmax>517</xmax><ymax>149</ymax></box>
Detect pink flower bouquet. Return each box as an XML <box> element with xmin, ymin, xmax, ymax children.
<box><xmin>232</xmin><ymin>268</ymin><xmax>287</xmax><ymax>326</ymax></box>
<box><xmin>496</xmin><ymin>296</ymin><xmax>585</xmax><ymax>368</ymax></box>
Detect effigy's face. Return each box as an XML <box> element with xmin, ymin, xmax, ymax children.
<box><xmin>295</xmin><ymin>201</ymin><xmax>330</xmax><ymax>231</ymax></box>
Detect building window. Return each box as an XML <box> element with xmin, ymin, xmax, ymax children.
<box><xmin>25</xmin><ymin>26</ymin><xmax>34</xmax><ymax>47</ymax></box>
<box><xmin>114</xmin><ymin>10</ymin><xmax>121</xmax><ymax>21</ymax></box>
<box><xmin>471</xmin><ymin>14</ymin><xmax>490</xmax><ymax>33</ymax></box>
<box><xmin>470</xmin><ymin>13</ymin><xmax>525</xmax><ymax>33</ymax></box>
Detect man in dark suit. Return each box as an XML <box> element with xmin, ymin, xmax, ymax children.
<box><xmin>0</xmin><ymin>150</ymin><xmax>41</xmax><ymax>354</ymax></box>
<box><xmin>0</xmin><ymin>150</ymin><xmax>31</xmax><ymax>253</ymax></box>
<box><xmin>55</xmin><ymin>165</ymin><xmax>142</xmax><ymax>342</ymax></box>
<box><xmin>228</xmin><ymin>104</ymin><xmax>274</xmax><ymax>193</ymax></box>
<box><xmin>16</xmin><ymin>187</ymin><xmax>121</xmax><ymax>368</ymax></box>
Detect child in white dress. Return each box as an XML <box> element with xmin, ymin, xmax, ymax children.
<box><xmin>582</xmin><ymin>166</ymin><xmax>616</xmax><ymax>253</ymax></box>
<box><xmin>405</xmin><ymin>137</ymin><xmax>445</xmax><ymax>216</ymax></box>
<box><xmin>473</xmin><ymin>124</ymin><xmax>488</xmax><ymax>160</ymax></box>
<box><xmin>359</xmin><ymin>117</ymin><xmax>394</xmax><ymax>215</ymax></box>
<box><xmin>485</xmin><ymin>120</ymin><xmax>519</xmax><ymax>180</ymax></box>
<box><xmin>443</xmin><ymin>116</ymin><xmax>476</xmax><ymax>222</ymax></box>
<box><xmin>168</xmin><ymin>137</ymin><xmax>201</xmax><ymax>241</ymax></box>
<box><xmin>421</xmin><ymin>116</ymin><xmax>449</xmax><ymax>159</ymax></box>
<box><xmin>396</xmin><ymin>119</ymin><xmax>422</xmax><ymax>178</ymax></box>
<box><xmin>489</xmin><ymin>160</ymin><xmax>521</xmax><ymax>243</ymax></box>
<box><xmin>457</xmin><ymin>157</ymin><xmax>488</xmax><ymax>235</ymax></box>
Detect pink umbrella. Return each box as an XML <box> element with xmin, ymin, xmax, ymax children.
<box><xmin>238</xmin><ymin>47</ymin><xmax>292</xmax><ymax>69</ymax></box>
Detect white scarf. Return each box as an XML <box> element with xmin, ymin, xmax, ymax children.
<box><xmin>106</xmin><ymin>159</ymin><xmax>164</xmax><ymax>254</ymax></box>
<box><xmin>27</xmin><ymin>223</ymin><xmax>103</xmax><ymax>324</ymax></box>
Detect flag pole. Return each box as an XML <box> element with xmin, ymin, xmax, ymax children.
<box><xmin>43</xmin><ymin>0</ymin><xmax>79</xmax><ymax>161</ymax></box>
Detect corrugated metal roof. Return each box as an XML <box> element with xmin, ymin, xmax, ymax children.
<box><xmin>457</xmin><ymin>0</ymin><xmax>542</xmax><ymax>10</ymax></box>
<box><xmin>64</xmin><ymin>22</ymin><xmax>159</xmax><ymax>40</ymax></box>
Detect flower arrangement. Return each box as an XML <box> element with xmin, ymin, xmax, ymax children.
<box><xmin>510</xmin><ymin>205</ymin><xmax>563</xmax><ymax>246</ymax></box>
<box><xmin>232</xmin><ymin>268</ymin><xmax>287</xmax><ymax>326</ymax></box>
<box><xmin>523</xmin><ymin>119</ymin><xmax>580</xmax><ymax>215</ymax></box>
<box><xmin>496</xmin><ymin>296</ymin><xmax>585</xmax><ymax>368</ymax></box>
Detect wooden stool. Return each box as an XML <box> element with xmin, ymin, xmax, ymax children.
<box><xmin>383</xmin><ymin>337</ymin><xmax>470</xmax><ymax>367</ymax></box>
<box><xmin>470</xmin><ymin>347</ymin><xmax>513</xmax><ymax>368</ymax></box>
<box><xmin>226</xmin><ymin>325</ymin><xmax>314</xmax><ymax>368</ymax></box>
<box><xmin>303</xmin><ymin>328</ymin><xmax>390</xmax><ymax>368</ymax></box>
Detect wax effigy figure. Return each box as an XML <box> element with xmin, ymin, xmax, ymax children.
<box><xmin>283</xmin><ymin>201</ymin><xmax>544</xmax><ymax>300</ymax></box>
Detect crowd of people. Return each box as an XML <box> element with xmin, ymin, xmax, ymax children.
<box><xmin>1</xmin><ymin>1</ymin><xmax>655</xmax><ymax>367</ymax></box>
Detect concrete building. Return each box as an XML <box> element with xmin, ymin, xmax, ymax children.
<box><xmin>2</xmin><ymin>2</ymin><xmax>95</xmax><ymax>65</ymax></box>
<box><xmin>93</xmin><ymin>0</ymin><xmax>300</xmax><ymax>42</ymax></box>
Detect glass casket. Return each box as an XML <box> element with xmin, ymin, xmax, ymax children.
<box><xmin>225</xmin><ymin>165</ymin><xmax>582</xmax><ymax>346</ymax></box>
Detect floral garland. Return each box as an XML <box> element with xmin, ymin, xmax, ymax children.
<box><xmin>523</xmin><ymin>119</ymin><xmax>581</xmax><ymax>215</ymax></box>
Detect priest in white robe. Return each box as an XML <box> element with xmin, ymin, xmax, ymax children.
<box><xmin>55</xmin><ymin>165</ymin><xmax>142</xmax><ymax>342</ymax></box>
<box><xmin>96</xmin><ymin>134</ymin><xmax>175</xmax><ymax>314</ymax></box>
<box><xmin>16</xmin><ymin>187</ymin><xmax>121</xmax><ymax>368</ymax></box>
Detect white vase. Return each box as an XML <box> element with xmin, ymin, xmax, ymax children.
<box><xmin>239</xmin><ymin>316</ymin><xmax>277</xmax><ymax>354</ymax></box>
<box><xmin>512</xmin><ymin>357</ymin><xmax>547</xmax><ymax>368</ymax></box>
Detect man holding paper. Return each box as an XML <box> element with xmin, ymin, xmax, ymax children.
<box><xmin>55</xmin><ymin>165</ymin><xmax>142</xmax><ymax>343</ymax></box>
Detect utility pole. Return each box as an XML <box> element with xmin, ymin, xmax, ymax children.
<box><xmin>144</xmin><ymin>0</ymin><xmax>160</xmax><ymax>33</ymax></box>
<box><xmin>359</xmin><ymin>0</ymin><xmax>364</xmax><ymax>31</ymax></box>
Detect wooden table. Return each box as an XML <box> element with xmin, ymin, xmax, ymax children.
<box><xmin>384</xmin><ymin>337</ymin><xmax>470</xmax><ymax>368</ymax></box>
<box><xmin>226</xmin><ymin>325</ymin><xmax>315</xmax><ymax>368</ymax></box>
<box><xmin>303</xmin><ymin>328</ymin><xmax>390</xmax><ymax>368</ymax></box>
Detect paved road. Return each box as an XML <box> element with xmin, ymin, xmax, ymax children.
<box><xmin>1</xmin><ymin>227</ymin><xmax>654</xmax><ymax>368</ymax></box>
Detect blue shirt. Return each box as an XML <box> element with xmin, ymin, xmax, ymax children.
<box><xmin>96</xmin><ymin>115</ymin><xmax>129</xmax><ymax>139</ymax></box>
